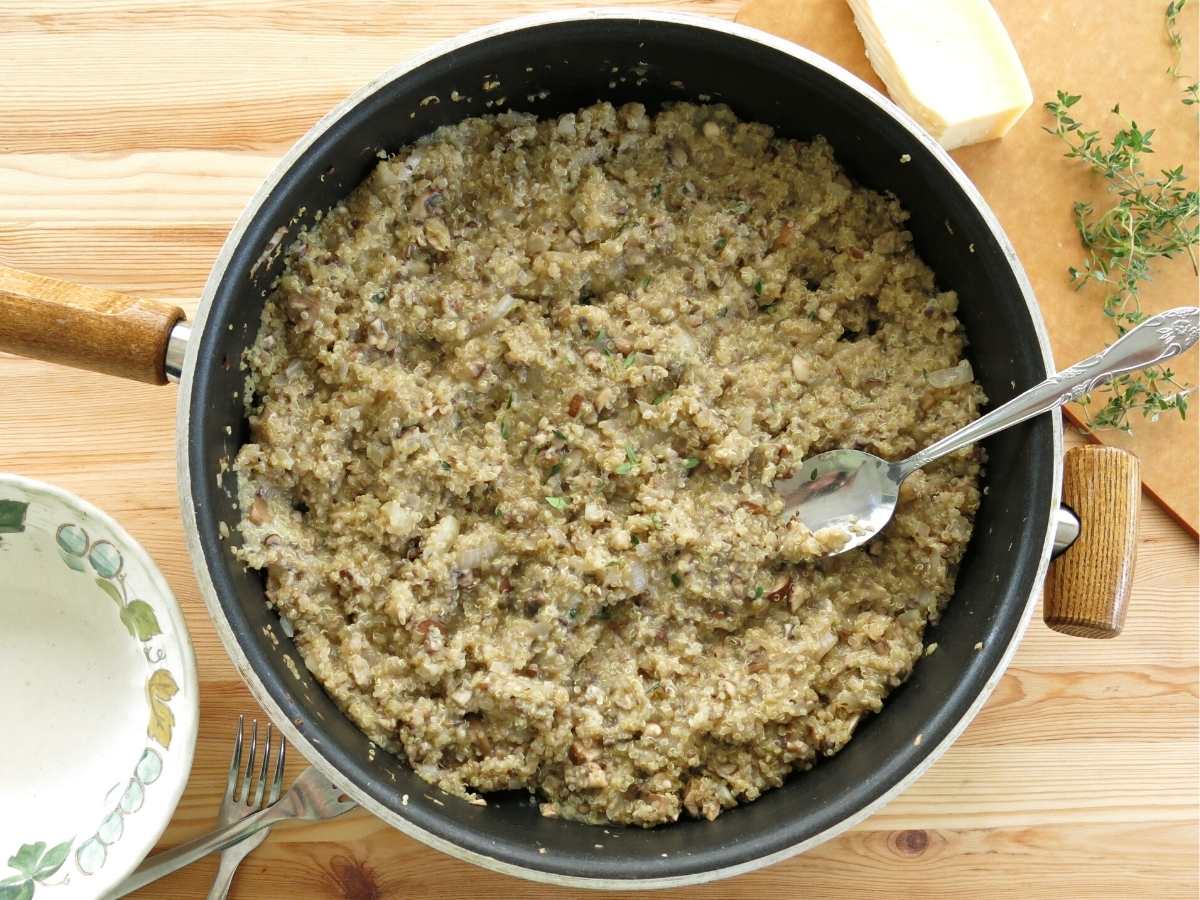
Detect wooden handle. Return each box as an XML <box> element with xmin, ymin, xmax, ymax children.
<box><xmin>0</xmin><ymin>264</ymin><xmax>185</xmax><ymax>385</ymax></box>
<box><xmin>1044</xmin><ymin>445</ymin><xmax>1140</xmax><ymax>638</ymax></box>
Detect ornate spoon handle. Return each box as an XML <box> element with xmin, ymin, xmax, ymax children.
<box><xmin>895</xmin><ymin>307</ymin><xmax>1199</xmax><ymax>480</ymax></box>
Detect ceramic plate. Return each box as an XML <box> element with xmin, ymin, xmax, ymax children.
<box><xmin>0</xmin><ymin>476</ymin><xmax>198</xmax><ymax>900</ymax></box>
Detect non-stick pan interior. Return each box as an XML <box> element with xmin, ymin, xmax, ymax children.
<box><xmin>188</xmin><ymin>15</ymin><xmax>1055</xmax><ymax>883</ymax></box>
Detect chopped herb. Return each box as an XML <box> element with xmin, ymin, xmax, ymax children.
<box><xmin>631</xmin><ymin>534</ymin><xmax>641</xmax><ymax>546</ymax></box>
<box><xmin>650</xmin><ymin>513</ymin><xmax>664</xmax><ymax>528</ymax></box>
<box><xmin>507</xmin><ymin>391</ymin><xmax>515</xmax><ymax>408</ymax></box>
<box><xmin>370</xmin><ymin>290</ymin><xmax>387</xmax><ymax>304</ymax></box>
<box><xmin>500</xmin><ymin>419</ymin><xmax>510</xmax><ymax>439</ymax></box>
<box><xmin>623</xmin><ymin>352</ymin><xmax>638</xmax><ymax>368</ymax></box>
<box><xmin>553</xmin><ymin>429</ymin><xmax>569</xmax><ymax>441</ymax></box>
<box><xmin>595</xmin><ymin>607</ymin><xmax>611</xmax><ymax>620</ymax></box>
<box><xmin>441</xmin><ymin>461</ymin><xmax>452</xmax><ymax>471</ymax></box>
<box><xmin>615</xmin><ymin>462</ymin><xmax>635</xmax><ymax>475</ymax></box>
<box><xmin>683</xmin><ymin>457</ymin><xmax>700</xmax><ymax>469</ymax></box>
<box><xmin>670</xmin><ymin>573</ymin><xmax>682</xmax><ymax>588</ymax></box>
<box><xmin>652</xmin><ymin>391</ymin><xmax>670</xmax><ymax>405</ymax></box>
<box><xmin>808</xmin><ymin>469</ymin><xmax>818</xmax><ymax>481</ymax></box>
<box><xmin>714</xmin><ymin>236</ymin><xmax>727</xmax><ymax>250</ymax></box>
<box><xmin>641</xmin><ymin>275</ymin><xmax>652</xmax><ymax>289</ymax></box>
<box><xmin>625</xmin><ymin>447</ymin><xmax>639</xmax><ymax>464</ymax></box>
<box><xmin>754</xmin><ymin>585</ymin><xmax>764</xmax><ymax>599</ymax></box>
<box><xmin>548</xmin><ymin>463</ymin><xmax>562</xmax><ymax>477</ymax></box>
<box><xmin>578</xmin><ymin>287</ymin><xmax>595</xmax><ymax>305</ymax></box>
<box><xmin>595</xmin><ymin>328</ymin><xmax>612</xmax><ymax>357</ymax></box>
<box><xmin>568</xmin><ymin>606</ymin><xmax>579</xmax><ymax>619</ymax></box>
<box><xmin>546</xmin><ymin>496</ymin><xmax>569</xmax><ymax>510</ymax></box>
<box><xmin>753</xmin><ymin>278</ymin><xmax>764</xmax><ymax>296</ymax></box>
<box><xmin>652</xmin><ymin>182</ymin><xmax>663</xmax><ymax>199</ymax></box>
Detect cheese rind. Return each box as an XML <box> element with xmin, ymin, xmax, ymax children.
<box><xmin>848</xmin><ymin>0</ymin><xmax>1033</xmax><ymax>151</ymax></box>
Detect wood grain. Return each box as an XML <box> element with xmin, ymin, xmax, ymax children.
<box><xmin>1045</xmin><ymin>447</ymin><xmax>1141</xmax><ymax>638</ymax></box>
<box><xmin>0</xmin><ymin>3</ymin><xmax>1195</xmax><ymax>899</ymax></box>
<box><xmin>737</xmin><ymin>0</ymin><xmax>1200</xmax><ymax>534</ymax></box>
<box><xmin>0</xmin><ymin>264</ymin><xmax>184</xmax><ymax>384</ymax></box>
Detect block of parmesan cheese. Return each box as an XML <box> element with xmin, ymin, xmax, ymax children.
<box><xmin>847</xmin><ymin>0</ymin><xmax>1033</xmax><ymax>151</ymax></box>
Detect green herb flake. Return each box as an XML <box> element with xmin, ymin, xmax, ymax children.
<box><xmin>553</xmin><ymin>429</ymin><xmax>568</xmax><ymax>441</ymax></box>
<box><xmin>683</xmin><ymin>457</ymin><xmax>700</xmax><ymax>469</ymax></box>
<box><xmin>548</xmin><ymin>463</ymin><xmax>562</xmax><ymax>477</ymax></box>
<box><xmin>714</xmin><ymin>236</ymin><xmax>727</xmax><ymax>251</ymax></box>
<box><xmin>652</xmin><ymin>391</ymin><xmax>670</xmax><ymax>405</ymax></box>
<box><xmin>615</xmin><ymin>462</ymin><xmax>635</xmax><ymax>475</ymax></box>
<box><xmin>546</xmin><ymin>496</ymin><xmax>570</xmax><ymax>511</ymax></box>
<box><xmin>652</xmin><ymin>182</ymin><xmax>663</xmax><ymax>199</ymax></box>
<box><xmin>753</xmin><ymin>278</ymin><xmax>764</xmax><ymax>296</ymax></box>
<box><xmin>631</xmin><ymin>534</ymin><xmax>641</xmax><ymax>546</ymax></box>
<box><xmin>595</xmin><ymin>328</ymin><xmax>612</xmax><ymax>357</ymax></box>
<box><xmin>623</xmin><ymin>352</ymin><xmax>638</xmax><ymax>368</ymax></box>
<box><xmin>499</xmin><ymin>418</ymin><xmax>510</xmax><ymax>439</ymax></box>
<box><xmin>641</xmin><ymin>275</ymin><xmax>652</xmax><ymax>290</ymax></box>
<box><xmin>670</xmin><ymin>573</ymin><xmax>682</xmax><ymax>588</ymax></box>
<box><xmin>625</xmin><ymin>447</ymin><xmax>639</xmax><ymax>464</ymax></box>
<box><xmin>441</xmin><ymin>461</ymin><xmax>452</xmax><ymax>471</ymax></box>
<box><xmin>754</xmin><ymin>585</ymin><xmax>764</xmax><ymax>600</ymax></box>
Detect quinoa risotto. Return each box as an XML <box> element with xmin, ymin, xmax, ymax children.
<box><xmin>234</xmin><ymin>102</ymin><xmax>985</xmax><ymax>827</ymax></box>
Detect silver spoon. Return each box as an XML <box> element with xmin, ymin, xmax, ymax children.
<box><xmin>776</xmin><ymin>306</ymin><xmax>1199</xmax><ymax>555</ymax></box>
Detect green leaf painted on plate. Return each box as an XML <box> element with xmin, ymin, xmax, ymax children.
<box><xmin>6</xmin><ymin>845</ymin><xmax>42</xmax><ymax>879</ymax></box>
<box><xmin>0</xmin><ymin>880</ymin><xmax>33</xmax><ymax>900</ymax></box>
<box><xmin>33</xmin><ymin>842</ymin><xmax>71</xmax><ymax>882</ymax></box>
<box><xmin>0</xmin><ymin>500</ymin><xmax>28</xmax><ymax>534</ymax></box>
<box><xmin>58</xmin><ymin>549</ymin><xmax>87</xmax><ymax>572</ymax></box>
<box><xmin>96</xmin><ymin>578</ymin><xmax>122</xmax><ymax>608</ymax></box>
<box><xmin>120</xmin><ymin>601</ymin><xmax>161</xmax><ymax>641</ymax></box>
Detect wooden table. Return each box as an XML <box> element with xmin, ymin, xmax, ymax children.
<box><xmin>1</xmin><ymin>3</ymin><xmax>1196</xmax><ymax>897</ymax></box>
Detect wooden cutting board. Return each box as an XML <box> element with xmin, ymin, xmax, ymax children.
<box><xmin>739</xmin><ymin>0</ymin><xmax>1200</xmax><ymax>535</ymax></box>
<box><xmin>0</xmin><ymin>3</ymin><xmax>1196</xmax><ymax>899</ymax></box>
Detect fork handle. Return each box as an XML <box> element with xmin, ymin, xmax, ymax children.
<box><xmin>110</xmin><ymin>805</ymin><xmax>289</xmax><ymax>898</ymax></box>
<box><xmin>206</xmin><ymin>834</ymin><xmax>265</xmax><ymax>900</ymax></box>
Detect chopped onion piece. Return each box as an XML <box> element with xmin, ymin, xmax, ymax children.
<box><xmin>927</xmin><ymin>359</ymin><xmax>973</xmax><ymax>389</ymax></box>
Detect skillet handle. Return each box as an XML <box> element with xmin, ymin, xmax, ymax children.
<box><xmin>1043</xmin><ymin>446</ymin><xmax>1140</xmax><ymax>638</ymax></box>
<box><xmin>0</xmin><ymin>264</ymin><xmax>186</xmax><ymax>385</ymax></box>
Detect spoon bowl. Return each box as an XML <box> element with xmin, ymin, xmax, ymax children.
<box><xmin>776</xmin><ymin>449</ymin><xmax>900</xmax><ymax>553</ymax></box>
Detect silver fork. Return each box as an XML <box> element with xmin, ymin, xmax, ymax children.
<box><xmin>208</xmin><ymin>717</ymin><xmax>285</xmax><ymax>899</ymax></box>
<box><xmin>113</xmin><ymin>736</ymin><xmax>357</xmax><ymax>897</ymax></box>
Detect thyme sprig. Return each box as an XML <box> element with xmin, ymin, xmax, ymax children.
<box><xmin>1043</xmin><ymin>90</ymin><xmax>1198</xmax><ymax>431</ymax></box>
<box><xmin>1166</xmin><ymin>0</ymin><xmax>1199</xmax><ymax>105</ymax></box>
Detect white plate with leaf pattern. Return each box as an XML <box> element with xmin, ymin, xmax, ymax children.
<box><xmin>0</xmin><ymin>475</ymin><xmax>198</xmax><ymax>900</ymax></box>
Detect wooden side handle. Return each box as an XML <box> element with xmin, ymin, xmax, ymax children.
<box><xmin>0</xmin><ymin>264</ymin><xmax>185</xmax><ymax>385</ymax></box>
<box><xmin>1044</xmin><ymin>445</ymin><xmax>1140</xmax><ymax>638</ymax></box>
